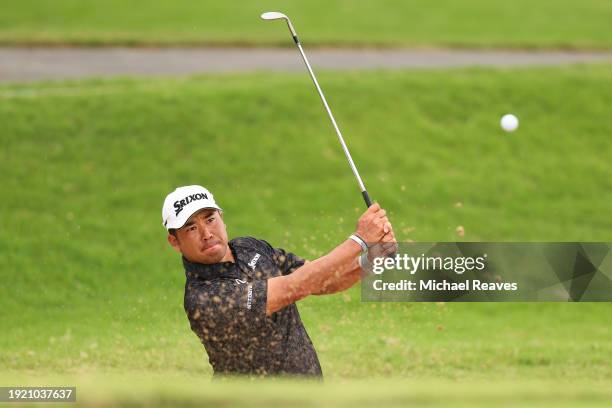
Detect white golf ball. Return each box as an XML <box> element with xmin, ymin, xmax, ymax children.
<box><xmin>500</xmin><ymin>114</ymin><xmax>519</xmax><ymax>132</ymax></box>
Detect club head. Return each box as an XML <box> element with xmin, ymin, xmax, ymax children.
<box><xmin>260</xmin><ymin>11</ymin><xmax>288</xmax><ymax>21</ymax></box>
<box><xmin>260</xmin><ymin>11</ymin><xmax>298</xmax><ymax>39</ymax></box>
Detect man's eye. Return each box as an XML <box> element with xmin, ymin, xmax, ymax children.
<box><xmin>189</xmin><ymin>226</ymin><xmax>197</xmax><ymax>231</ymax></box>
<box><xmin>207</xmin><ymin>217</ymin><xmax>215</xmax><ymax>224</ymax></box>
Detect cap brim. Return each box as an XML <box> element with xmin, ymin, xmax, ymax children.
<box><xmin>165</xmin><ymin>203</ymin><xmax>222</xmax><ymax>230</ymax></box>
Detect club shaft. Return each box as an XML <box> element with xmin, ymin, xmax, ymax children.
<box><xmin>293</xmin><ymin>40</ymin><xmax>372</xmax><ymax>207</ymax></box>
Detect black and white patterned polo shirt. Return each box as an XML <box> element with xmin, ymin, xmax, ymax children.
<box><xmin>182</xmin><ymin>236</ymin><xmax>322</xmax><ymax>377</ymax></box>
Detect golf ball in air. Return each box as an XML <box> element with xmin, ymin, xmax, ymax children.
<box><xmin>500</xmin><ymin>114</ymin><xmax>519</xmax><ymax>132</ymax></box>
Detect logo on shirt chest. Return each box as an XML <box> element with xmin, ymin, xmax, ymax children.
<box><xmin>248</xmin><ymin>253</ymin><xmax>261</xmax><ymax>270</ymax></box>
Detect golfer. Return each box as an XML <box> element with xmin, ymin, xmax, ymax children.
<box><xmin>162</xmin><ymin>185</ymin><xmax>395</xmax><ymax>377</ymax></box>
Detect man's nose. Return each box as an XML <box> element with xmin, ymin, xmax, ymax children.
<box><xmin>198</xmin><ymin>223</ymin><xmax>213</xmax><ymax>239</ymax></box>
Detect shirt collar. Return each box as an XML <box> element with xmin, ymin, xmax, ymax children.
<box><xmin>182</xmin><ymin>240</ymin><xmax>242</xmax><ymax>281</ymax></box>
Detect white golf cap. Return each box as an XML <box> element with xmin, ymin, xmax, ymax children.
<box><xmin>162</xmin><ymin>185</ymin><xmax>222</xmax><ymax>231</ymax></box>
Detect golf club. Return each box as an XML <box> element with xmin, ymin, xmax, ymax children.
<box><xmin>261</xmin><ymin>11</ymin><xmax>373</xmax><ymax>208</ymax></box>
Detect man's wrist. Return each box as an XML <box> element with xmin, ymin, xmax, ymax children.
<box><xmin>358</xmin><ymin>251</ymin><xmax>373</xmax><ymax>273</ymax></box>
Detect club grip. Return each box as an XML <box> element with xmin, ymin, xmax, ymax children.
<box><xmin>361</xmin><ymin>190</ymin><xmax>373</xmax><ymax>207</ymax></box>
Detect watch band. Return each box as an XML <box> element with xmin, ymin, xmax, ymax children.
<box><xmin>349</xmin><ymin>234</ymin><xmax>368</xmax><ymax>253</ymax></box>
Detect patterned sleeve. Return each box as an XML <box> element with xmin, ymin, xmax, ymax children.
<box><xmin>260</xmin><ymin>239</ymin><xmax>306</xmax><ymax>276</ymax></box>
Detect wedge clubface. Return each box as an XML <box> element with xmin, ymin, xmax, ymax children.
<box><xmin>261</xmin><ymin>11</ymin><xmax>373</xmax><ymax>207</ymax></box>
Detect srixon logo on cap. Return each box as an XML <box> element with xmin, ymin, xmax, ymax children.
<box><xmin>174</xmin><ymin>193</ymin><xmax>208</xmax><ymax>216</ymax></box>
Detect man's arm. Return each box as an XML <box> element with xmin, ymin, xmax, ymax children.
<box><xmin>310</xmin><ymin>229</ymin><xmax>398</xmax><ymax>295</ymax></box>
<box><xmin>266</xmin><ymin>238</ymin><xmax>362</xmax><ymax>315</ymax></box>
<box><xmin>266</xmin><ymin>203</ymin><xmax>392</xmax><ymax>315</ymax></box>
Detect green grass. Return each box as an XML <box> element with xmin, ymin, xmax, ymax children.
<box><xmin>2</xmin><ymin>375</ymin><xmax>612</xmax><ymax>408</ymax></box>
<box><xmin>1</xmin><ymin>65</ymin><xmax>611</xmax><ymax>405</ymax></box>
<box><xmin>2</xmin><ymin>0</ymin><xmax>612</xmax><ymax>49</ymax></box>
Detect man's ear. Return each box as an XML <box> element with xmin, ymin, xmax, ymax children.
<box><xmin>167</xmin><ymin>233</ymin><xmax>181</xmax><ymax>253</ymax></box>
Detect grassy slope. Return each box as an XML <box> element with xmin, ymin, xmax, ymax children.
<box><xmin>1</xmin><ymin>0</ymin><xmax>612</xmax><ymax>48</ymax></box>
<box><xmin>1</xmin><ymin>65</ymin><xmax>611</xmax><ymax>404</ymax></box>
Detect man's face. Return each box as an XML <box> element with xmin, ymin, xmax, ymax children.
<box><xmin>167</xmin><ymin>208</ymin><xmax>231</xmax><ymax>264</ymax></box>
